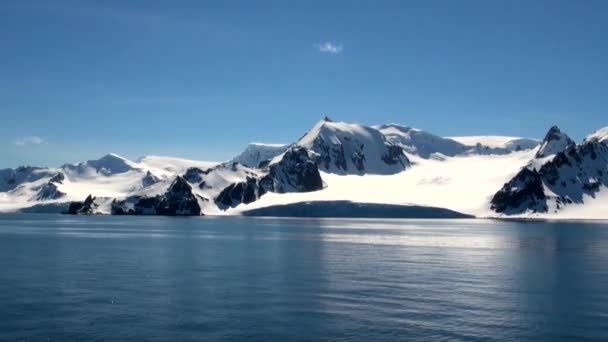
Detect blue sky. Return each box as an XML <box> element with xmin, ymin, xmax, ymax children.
<box><xmin>1</xmin><ymin>0</ymin><xmax>607</xmax><ymax>168</ymax></box>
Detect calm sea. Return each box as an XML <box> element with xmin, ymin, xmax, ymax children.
<box><xmin>1</xmin><ymin>214</ymin><xmax>607</xmax><ymax>340</ymax></box>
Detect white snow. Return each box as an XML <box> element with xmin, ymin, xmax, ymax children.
<box><xmin>137</xmin><ymin>156</ymin><xmax>218</xmax><ymax>176</ymax></box>
<box><xmin>298</xmin><ymin>119</ymin><xmax>409</xmax><ymax>174</ymax></box>
<box><xmin>1</xmin><ymin>121</ymin><xmax>606</xmax><ymax>219</ymax></box>
<box><xmin>230</xmin><ymin>143</ymin><xmax>288</xmax><ymax>168</ymax></box>
<box><xmin>378</xmin><ymin>124</ymin><xmax>467</xmax><ymax>158</ymax></box>
<box><xmin>229</xmin><ymin>150</ymin><xmax>537</xmax><ymax>217</ymax></box>
<box><xmin>584</xmin><ymin>126</ymin><xmax>608</xmax><ymax>144</ymax></box>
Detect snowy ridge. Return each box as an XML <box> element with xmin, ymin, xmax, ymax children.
<box><xmin>298</xmin><ymin>118</ymin><xmax>410</xmax><ymax>174</ymax></box>
<box><xmin>230</xmin><ymin>143</ymin><xmax>288</xmax><ymax>168</ymax></box>
<box><xmin>377</xmin><ymin>124</ymin><xmax>467</xmax><ymax>158</ymax></box>
<box><xmin>2</xmin><ymin>119</ymin><xmax>608</xmax><ymax>219</ymax></box>
<box><xmin>491</xmin><ymin>126</ymin><xmax>608</xmax><ymax>217</ymax></box>
<box><xmin>535</xmin><ymin>126</ymin><xmax>575</xmax><ymax>158</ymax></box>
<box><xmin>584</xmin><ymin>127</ymin><xmax>608</xmax><ymax>145</ymax></box>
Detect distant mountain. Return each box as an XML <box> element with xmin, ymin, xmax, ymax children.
<box><xmin>230</xmin><ymin>143</ymin><xmax>288</xmax><ymax>168</ymax></box>
<box><xmin>1</xmin><ymin>119</ymin><xmax>607</xmax><ymax>219</ymax></box>
<box><xmin>377</xmin><ymin>124</ymin><xmax>468</xmax><ymax>158</ymax></box>
<box><xmin>62</xmin><ymin>153</ymin><xmax>140</xmax><ymax>176</ymax></box>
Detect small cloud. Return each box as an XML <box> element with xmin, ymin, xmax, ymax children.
<box><xmin>316</xmin><ymin>42</ymin><xmax>343</xmax><ymax>54</ymax></box>
<box><xmin>13</xmin><ymin>136</ymin><xmax>44</xmax><ymax>147</ymax></box>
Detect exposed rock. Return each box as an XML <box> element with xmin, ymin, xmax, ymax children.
<box><xmin>49</xmin><ymin>173</ymin><xmax>65</xmax><ymax>184</ymax></box>
<box><xmin>183</xmin><ymin>167</ymin><xmax>204</xmax><ymax>183</ymax></box>
<box><xmin>36</xmin><ymin>182</ymin><xmax>66</xmax><ymax>201</ymax></box>
<box><xmin>0</xmin><ymin>166</ymin><xmax>54</xmax><ymax>192</ymax></box>
<box><xmin>215</xmin><ymin>146</ymin><xmax>324</xmax><ymax>209</ymax></box>
<box><xmin>298</xmin><ymin>119</ymin><xmax>410</xmax><ymax>174</ymax></box>
<box><xmin>112</xmin><ymin>176</ymin><xmax>202</xmax><ymax>216</ymax></box>
<box><xmin>66</xmin><ymin>194</ymin><xmax>97</xmax><ymax>215</ymax></box>
<box><xmin>264</xmin><ymin>145</ymin><xmax>325</xmax><ymax>193</ymax></box>
<box><xmin>216</xmin><ymin>177</ymin><xmax>264</xmax><ymax>209</ymax></box>
<box><xmin>142</xmin><ymin>171</ymin><xmax>160</xmax><ymax>187</ymax></box>
<box><xmin>491</xmin><ymin>139</ymin><xmax>608</xmax><ymax>215</ymax></box>
<box><xmin>535</xmin><ymin>126</ymin><xmax>575</xmax><ymax>158</ymax></box>
<box><xmin>491</xmin><ymin>168</ymin><xmax>547</xmax><ymax>214</ymax></box>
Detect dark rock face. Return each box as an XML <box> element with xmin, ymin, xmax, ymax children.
<box><xmin>215</xmin><ymin>146</ymin><xmax>324</xmax><ymax>209</ymax></box>
<box><xmin>382</xmin><ymin>144</ymin><xmax>408</xmax><ymax>166</ymax></box>
<box><xmin>112</xmin><ymin>176</ymin><xmax>202</xmax><ymax>216</ymax></box>
<box><xmin>216</xmin><ymin>177</ymin><xmax>265</xmax><ymax>209</ymax></box>
<box><xmin>265</xmin><ymin>146</ymin><xmax>325</xmax><ymax>193</ymax></box>
<box><xmin>49</xmin><ymin>173</ymin><xmax>65</xmax><ymax>184</ymax></box>
<box><xmin>36</xmin><ymin>182</ymin><xmax>66</xmax><ymax>201</ymax></box>
<box><xmin>0</xmin><ymin>166</ymin><xmax>54</xmax><ymax>192</ymax></box>
<box><xmin>491</xmin><ymin>168</ymin><xmax>547</xmax><ymax>214</ymax></box>
<box><xmin>310</xmin><ymin>137</ymin><xmax>348</xmax><ymax>172</ymax></box>
<box><xmin>491</xmin><ymin>141</ymin><xmax>608</xmax><ymax>215</ymax></box>
<box><xmin>35</xmin><ymin>172</ymin><xmax>67</xmax><ymax>200</ymax></box>
<box><xmin>142</xmin><ymin>171</ymin><xmax>160</xmax><ymax>187</ymax></box>
<box><xmin>66</xmin><ymin>194</ymin><xmax>97</xmax><ymax>215</ymax></box>
<box><xmin>309</xmin><ymin>134</ymin><xmax>410</xmax><ymax>174</ymax></box>
<box><xmin>183</xmin><ymin>167</ymin><xmax>204</xmax><ymax>183</ymax></box>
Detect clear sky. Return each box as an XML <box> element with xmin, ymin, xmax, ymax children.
<box><xmin>1</xmin><ymin>0</ymin><xmax>607</xmax><ymax>168</ymax></box>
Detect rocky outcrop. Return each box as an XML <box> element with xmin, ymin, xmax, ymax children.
<box><xmin>490</xmin><ymin>168</ymin><xmax>547</xmax><ymax>214</ymax></box>
<box><xmin>535</xmin><ymin>126</ymin><xmax>575</xmax><ymax>158</ymax></box>
<box><xmin>142</xmin><ymin>171</ymin><xmax>160</xmax><ymax>187</ymax></box>
<box><xmin>36</xmin><ymin>182</ymin><xmax>66</xmax><ymax>201</ymax></box>
<box><xmin>216</xmin><ymin>177</ymin><xmax>264</xmax><ymax>209</ymax></box>
<box><xmin>0</xmin><ymin>166</ymin><xmax>54</xmax><ymax>192</ymax></box>
<box><xmin>263</xmin><ymin>145</ymin><xmax>325</xmax><ymax>193</ymax></box>
<box><xmin>35</xmin><ymin>172</ymin><xmax>67</xmax><ymax>201</ymax></box>
<box><xmin>112</xmin><ymin>176</ymin><xmax>202</xmax><ymax>216</ymax></box>
<box><xmin>215</xmin><ymin>146</ymin><xmax>324</xmax><ymax>209</ymax></box>
<box><xmin>49</xmin><ymin>173</ymin><xmax>65</xmax><ymax>184</ymax></box>
<box><xmin>491</xmin><ymin>139</ymin><xmax>608</xmax><ymax>215</ymax></box>
<box><xmin>183</xmin><ymin>167</ymin><xmax>204</xmax><ymax>183</ymax></box>
<box><xmin>66</xmin><ymin>194</ymin><xmax>98</xmax><ymax>215</ymax></box>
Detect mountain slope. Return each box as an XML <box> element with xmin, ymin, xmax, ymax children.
<box><xmin>378</xmin><ymin>124</ymin><xmax>468</xmax><ymax>158</ymax></box>
<box><xmin>297</xmin><ymin>118</ymin><xmax>410</xmax><ymax>174</ymax></box>
<box><xmin>2</xmin><ymin>120</ymin><xmax>607</xmax><ymax>219</ymax></box>
<box><xmin>491</xmin><ymin>126</ymin><xmax>608</xmax><ymax>216</ymax></box>
<box><xmin>231</xmin><ymin>143</ymin><xmax>288</xmax><ymax>168</ymax></box>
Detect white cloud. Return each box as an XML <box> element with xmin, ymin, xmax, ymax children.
<box><xmin>316</xmin><ymin>42</ymin><xmax>343</xmax><ymax>54</ymax></box>
<box><xmin>13</xmin><ymin>136</ymin><xmax>44</xmax><ymax>147</ymax></box>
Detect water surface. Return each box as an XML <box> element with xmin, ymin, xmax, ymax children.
<box><xmin>1</xmin><ymin>214</ymin><xmax>607</xmax><ymax>340</ymax></box>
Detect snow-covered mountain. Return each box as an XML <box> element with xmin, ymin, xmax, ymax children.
<box><xmin>534</xmin><ymin>126</ymin><xmax>575</xmax><ymax>158</ymax></box>
<box><xmin>230</xmin><ymin>143</ymin><xmax>288</xmax><ymax>168</ymax></box>
<box><xmin>491</xmin><ymin>126</ymin><xmax>608</xmax><ymax>216</ymax></box>
<box><xmin>1</xmin><ymin>119</ymin><xmax>607</xmax><ymax>219</ymax></box>
<box><xmin>378</xmin><ymin>124</ymin><xmax>540</xmax><ymax>159</ymax></box>
<box><xmin>297</xmin><ymin>117</ymin><xmax>410</xmax><ymax>174</ymax></box>
<box><xmin>377</xmin><ymin>124</ymin><xmax>468</xmax><ymax>158</ymax></box>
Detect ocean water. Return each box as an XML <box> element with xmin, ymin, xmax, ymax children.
<box><xmin>1</xmin><ymin>214</ymin><xmax>607</xmax><ymax>341</ymax></box>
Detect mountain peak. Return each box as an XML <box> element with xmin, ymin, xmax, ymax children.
<box><xmin>535</xmin><ymin>126</ymin><xmax>575</xmax><ymax>158</ymax></box>
<box><xmin>63</xmin><ymin>153</ymin><xmax>139</xmax><ymax>175</ymax></box>
<box><xmin>297</xmin><ymin>120</ymin><xmax>410</xmax><ymax>174</ymax></box>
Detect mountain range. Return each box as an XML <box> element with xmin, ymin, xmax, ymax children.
<box><xmin>2</xmin><ymin>117</ymin><xmax>607</xmax><ymax>219</ymax></box>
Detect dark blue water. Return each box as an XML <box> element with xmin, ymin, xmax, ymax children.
<box><xmin>1</xmin><ymin>215</ymin><xmax>608</xmax><ymax>340</ymax></box>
